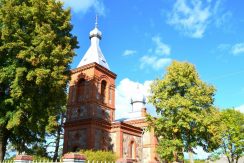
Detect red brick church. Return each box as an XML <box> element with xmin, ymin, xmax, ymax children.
<box><xmin>63</xmin><ymin>20</ymin><xmax>159</xmax><ymax>163</ymax></box>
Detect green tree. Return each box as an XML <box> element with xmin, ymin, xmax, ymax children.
<box><xmin>52</xmin><ymin>110</ymin><xmax>65</xmax><ymax>161</ymax></box>
<box><xmin>0</xmin><ymin>0</ymin><xmax>78</xmax><ymax>160</ymax></box>
<box><xmin>218</xmin><ymin>109</ymin><xmax>244</xmax><ymax>163</ymax></box>
<box><xmin>147</xmin><ymin>61</ymin><xmax>222</xmax><ymax>162</ymax></box>
<box><xmin>45</xmin><ymin>106</ymin><xmax>66</xmax><ymax>161</ymax></box>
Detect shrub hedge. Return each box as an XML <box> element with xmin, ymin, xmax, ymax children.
<box><xmin>79</xmin><ymin>150</ymin><xmax>117</xmax><ymax>162</ymax></box>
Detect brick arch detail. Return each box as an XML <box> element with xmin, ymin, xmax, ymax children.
<box><xmin>97</xmin><ymin>75</ymin><xmax>111</xmax><ymax>104</ymax></box>
<box><xmin>128</xmin><ymin>137</ymin><xmax>136</xmax><ymax>159</ymax></box>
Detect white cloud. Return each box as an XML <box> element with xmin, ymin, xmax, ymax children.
<box><xmin>215</xmin><ymin>11</ymin><xmax>232</xmax><ymax>28</ymax></box>
<box><xmin>231</xmin><ymin>43</ymin><xmax>244</xmax><ymax>55</ymax></box>
<box><xmin>122</xmin><ymin>50</ymin><xmax>137</xmax><ymax>56</ymax></box>
<box><xmin>139</xmin><ymin>36</ymin><xmax>172</xmax><ymax>71</ymax></box>
<box><xmin>217</xmin><ymin>43</ymin><xmax>244</xmax><ymax>56</ymax></box>
<box><xmin>140</xmin><ymin>56</ymin><xmax>172</xmax><ymax>70</ymax></box>
<box><xmin>212</xmin><ymin>0</ymin><xmax>232</xmax><ymax>30</ymax></box>
<box><xmin>235</xmin><ymin>105</ymin><xmax>244</xmax><ymax>113</ymax></box>
<box><xmin>61</xmin><ymin>0</ymin><xmax>105</xmax><ymax>15</ymax></box>
<box><xmin>115</xmin><ymin>78</ymin><xmax>153</xmax><ymax>119</ymax></box>
<box><xmin>168</xmin><ymin>0</ymin><xmax>211</xmax><ymax>38</ymax></box>
<box><xmin>152</xmin><ymin>36</ymin><xmax>171</xmax><ymax>56</ymax></box>
<box><xmin>217</xmin><ymin>43</ymin><xmax>231</xmax><ymax>51</ymax></box>
<box><xmin>167</xmin><ymin>0</ymin><xmax>232</xmax><ymax>38</ymax></box>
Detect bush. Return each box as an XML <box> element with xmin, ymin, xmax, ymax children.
<box><xmin>79</xmin><ymin>150</ymin><xmax>117</xmax><ymax>162</ymax></box>
<box><xmin>184</xmin><ymin>159</ymin><xmax>205</xmax><ymax>163</ymax></box>
<box><xmin>32</xmin><ymin>155</ymin><xmax>52</xmax><ymax>162</ymax></box>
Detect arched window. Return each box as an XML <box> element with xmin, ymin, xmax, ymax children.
<box><xmin>101</xmin><ymin>80</ymin><xmax>107</xmax><ymax>102</ymax></box>
<box><xmin>129</xmin><ymin>140</ymin><xmax>136</xmax><ymax>159</ymax></box>
<box><xmin>77</xmin><ymin>78</ymin><xmax>85</xmax><ymax>102</ymax></box>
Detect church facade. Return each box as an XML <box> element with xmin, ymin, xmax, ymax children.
<box><xmin>63</xmin><ymin>21</ymin><xmax>159</xmax><ymax>163</ymax></box>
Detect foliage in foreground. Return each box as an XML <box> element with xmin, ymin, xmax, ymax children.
<box><xmin>0</xmin><ymin>0</ymin><xmax>78</xmax><ymax>160</ymax></box>
<box><xmin>184</xmin><ymin>159</ymin><xmax>205</xmax><ymax>163</ymax></box>
<box><xmin>79</xmin><ymin>150</ymin><xmax>117</xmax><ymax>162</ymax></box>
<box><xmin>147</xmin><ymin>61</ymin><xmax>222</xmax><ymax>162</ymax></box>
<box><xmin>212</xmin><ymin>109</ymin><xmax>244</xmax><ymax>163</ymax></box>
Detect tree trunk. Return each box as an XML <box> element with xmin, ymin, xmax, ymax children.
<box><xmin>0</xmin><ymin>127</ymin><xmax>8</xmax><ymax>161</ymax></box>
<box><xmin>0</xmin><ymin>131</ymin><xmax>4</xmax><ymax>161</ymax></box>
<box><xmin>52</xmin><ymin>131</ymin><xmax>60</xmax><ymax>161</ymax></box>
<box><xmin>231</xmin><ymin>145</ymin><xmax>234</xmax><ymax>163</ymax></box>
<box><xmin>52</xmin><ymin>113</ymin><xmax>64</xmax><ymax>161</ymax></box>
<box><xmin>188</xmin><ymin>151</ymin><xmax>194</xmax><ymax>163</ymax></box>
<box><xmin>173</xmin><ymin>151</ymin><xmax>178</xmax><ymax>162</ymax></box>
<box><xmin>235</xmin><ymin>156</ymin><xmax>239</xmax><ymax>163</ymax></box>
<box><xmin>227</xmin><ymin>155</ymin><xmax>231</xmax><ymax>163</ymax></box>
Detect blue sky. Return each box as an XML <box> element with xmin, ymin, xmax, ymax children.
<box><xmin>61</xmin><ymin>0</ymin><xmax>244</xmax><ymax>158</ymax></box>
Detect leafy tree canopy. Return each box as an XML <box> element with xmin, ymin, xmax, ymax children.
<box><xmin>0</xmin><ymin>0</ymin><xmax>78</xmax><ymax>160</ymax></box>
<box><xmin>147</xmin><ymin>61</ymin><xmax>222</xmax><ymax>162</ymax></box>
<box><xmin>217</xmin><ymin>109</ymin><xmax>244</xmax><ymax>163</ymax></box>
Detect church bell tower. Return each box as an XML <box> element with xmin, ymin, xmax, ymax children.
<box><xmin>63</xmin><ymin>19</ymin><xmax>116</xmax><ymax>153</ymax></box>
